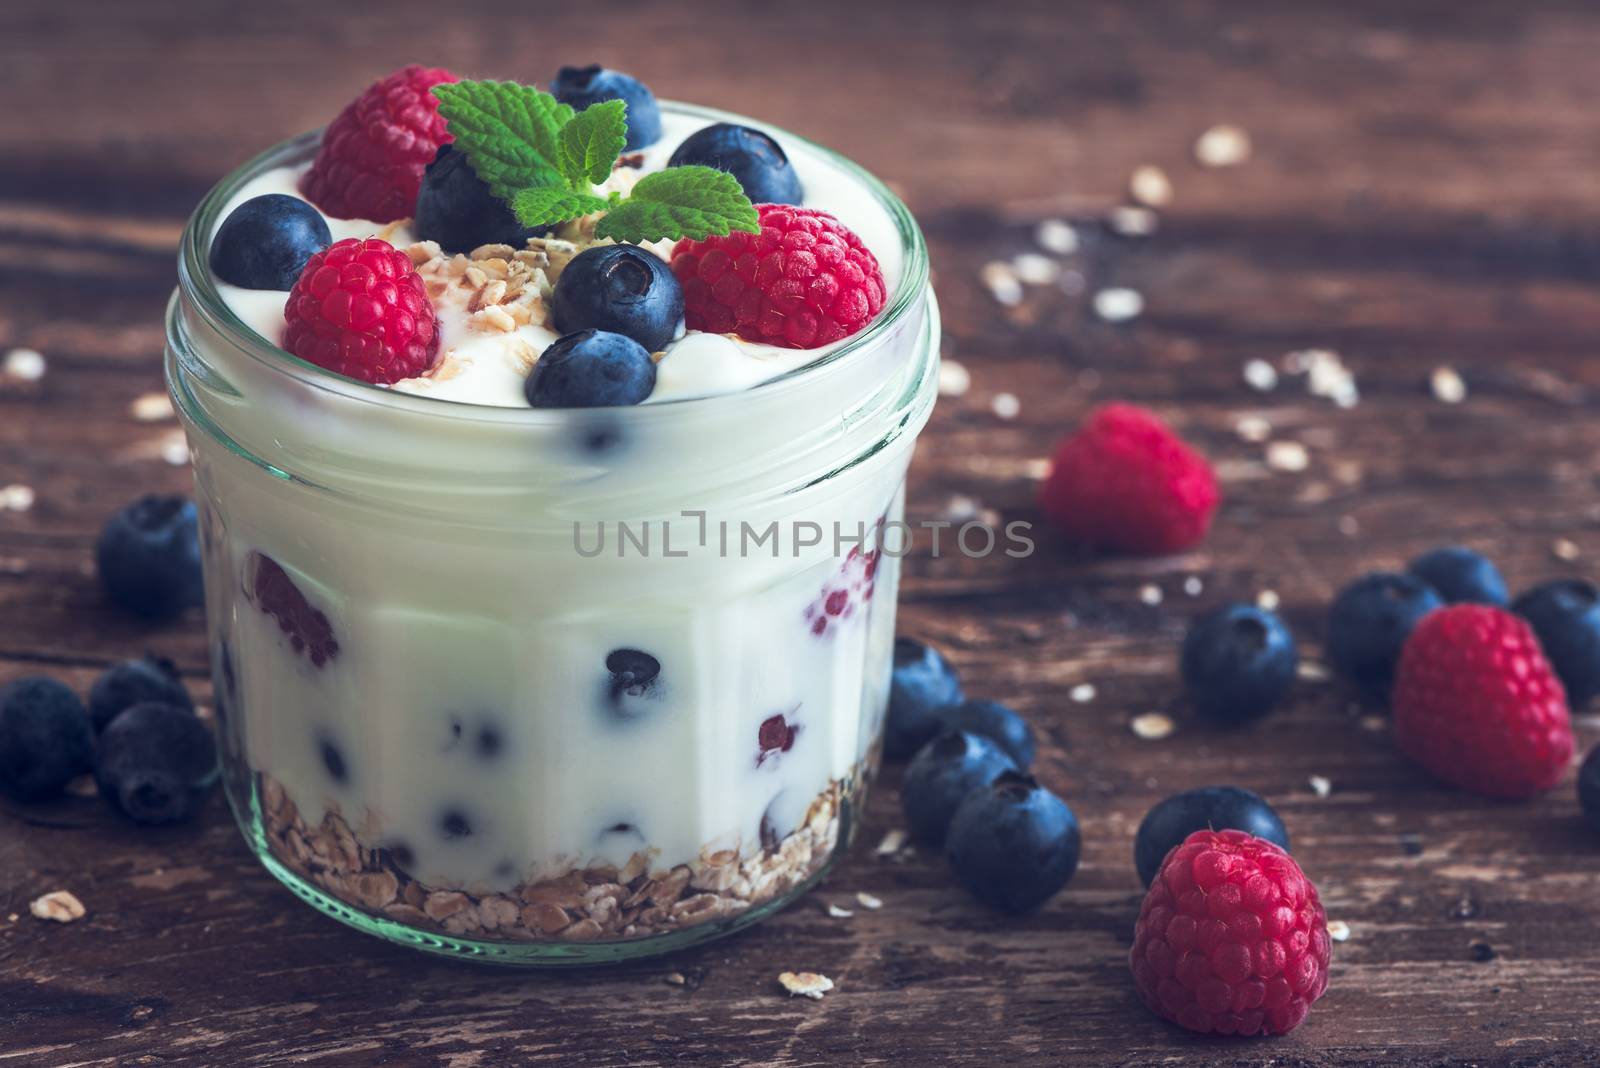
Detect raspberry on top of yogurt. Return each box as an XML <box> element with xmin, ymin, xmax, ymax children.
<box><xmin>207</xmin><ymin>65</ymin><xmax>900</xmax><ymax>405</ymax></box>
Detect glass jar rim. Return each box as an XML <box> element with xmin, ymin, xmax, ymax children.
<box><xmin>176</xmin><ymin>100</ymin><xmax>931</xmax><ymax>424</ymax></box>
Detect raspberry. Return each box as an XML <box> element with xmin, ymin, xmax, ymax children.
<box><xmin>283</xmin><ymin>237</ymin><xmax>439</xmax><ymax>385</ymax></box>
<box><xmin>670</xmin><ymin>205</ymin><xmax>887</xmax><ymax>348</ymax></box>
<box><xmin>1038</xmin><ymin>403</ymin><xmax>1218</xmax><ymax>555</ymax></box>
<box><xmin>245</xmin><ymin>552</ymin><xmax>340</xmax><ymax>668</ymax></box>
<box><xmin>1393</xmin><ymin>604</ymin><xmax>1574</xmax><ymax>798</ymax></box>
<box><xmin>300</xmin><ymin>65</ymin><xmax>457</xmax><ymax>222</ymax></box>
<box><xmin>1131</xmin><ymin>829</ymin><xmax>1331</xmax><ymax>1036</ymax></box>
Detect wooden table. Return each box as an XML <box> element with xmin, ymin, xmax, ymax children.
<box><xmin>5</xmin><ymin>2</ymin><xmax>1600</xmax><ymax>1065</ymax></box>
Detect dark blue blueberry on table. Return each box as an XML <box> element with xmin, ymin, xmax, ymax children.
<box><xmin>550</xmin><ymin>65</ymin><xmax>663</xmax><ymax>151</ymax></box>
<box><xmin>1513</xmin><ymin>579</ymin><xmax>1600</xmax><ymax>707</ymax></box>
<box><xmin>946</xmin><ymin>771</ymin><xmax>1080</xmax><ymax>914</ymax></box>
<box><xmin>415</xmin><ymin>144</ymin><xmax>548</xmax><ymax>254</ymax></box>
<box><xmin>901</xmin><ymin>730</ymin><xmax>1016</xmax><ymax>847</ymax></box>
<box><xmin>96</xmin><ymin>495</ymin><xmax>205</xmax><ymax>621</ymax></box>
<box><xmin>1579</xmin><ymin>746</ymin><xmax>1600</xmax><ymax>834</ymax></box>
<box><xmin>526</xmin><ymin>330</ymin><xmax>657</xmax><ymax>410</ymax></box>
<box><xmin>95</xmin><ymin>702</ymin><xmax>218</xmax><ymax>825</ymax></box>
<box><xmin>88</xmin><ymin>655</ymin><xmax>193</xmax><ymax>734</ymax></box>
<box><xmin>884</xmin><ymin>638</ymin><xmax>964</xmax><ymax>761</ymax></box>
<box><xmin>1181</xmin><ymin>603</ymin><xmax>1298</xmax><ymax>724</ymax></box>
<box><xmin>1407</xmin><ymin>546</ymin><xmax>1509</xmax><ymax>607</ymax></box>
<box><xmin>209</xmin><ymin>193</ymin><xmax>331</xmax><ymax>290</ymax></box>
<box><xmin>1326</xmin><ymin>572</ymin><xmax>1442</xmax><ymax>695</ymax></box>
<box><xmin>551</xmin><ymin>245</ymin><xmax>684</xmax><ymax>354</ymax></box>
<box><xmin>1134</xmin><ymin>786</ymin><xmax>1289</xmax><ymax>886</ymax></box>
<box><xmin>937</xmin><ymin>699</ymin><xmax>1035</xmax><ymax>769</ymax></box>
<box><xmin>668</xmin><ymin>123</ymin><xmax>803</xmax><ymax>205</ymax></box>
<box><xmin>0</xmin><ymin>677</ymin><xmax>93</xmax><ymax>801</ymax></box>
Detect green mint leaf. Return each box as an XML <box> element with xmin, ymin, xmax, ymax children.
<box><xmin>432</xmin><ymin>80</ymin><xmax>574</xmax><ymax>201</ymax></box>
<box><xmin>511</xmin><ymin>187</ymin><xmax>612</xmax><ymax>227</ymax></box>
<box><xmin>593</xmin><ymin>166</ymin><xmax>759</xmax><ymax>243</ymax></box>
<box><xmin>559</xmin><ymin>100</ymin><xmax>628</xmax><ymax>188</ymax></box>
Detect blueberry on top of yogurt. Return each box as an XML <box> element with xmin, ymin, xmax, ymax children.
<box><xmin>210</xmin><ymin>193</ymin><xmax>331</xmax><ymax>290</ymax></box>
<box><xmin>668</xmin><ymin>123</ymin><xmax>803</xmax><ymax>205</ymax></box>
<box><xmin>415</xmin><ymin>144</ymin><xmax>547</xmax><ymax>254</ymax></box>
<box><xmin>551</xmin><ymin>245</ymin><xmax>684</xmax><ymax>354</ymax></box>
<box><xmin>550</xmin><ymin>65</ymin><xmax>662</xmax><ymax>151</ymax></box>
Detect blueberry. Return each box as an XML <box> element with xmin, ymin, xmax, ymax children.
<box><xmin>439</xmin><ymin>808</ymin><xmax>473</xmax><ymax>839</ymax></box>
<box><xmin>95</xmin><ymin>702</ymin><xmax>217</xmax><ymax>825</ymax></box>
<box><xmin>901</xmin><ymin>730</ymin><xmax>1016</xmax><ymax>846</ymax></box>
<box><xmin>1408</xmin><ymin>546</ymin><xmax>1509</xmax><ymax>607</ymax></box>
<box><xmin>415</xmin><ymin>144</ymin><xmax>547</xmax><ymax>254</ymax></box>
<box><xmin>551</xmin><ymin>245</ymin><xmax>683</xmax><ymax>353</ymax></box>
<box><xmin>318</xmin><ymin>734</ymin><xmax>349</xmax><ymax>784</ymax></box>
<box><xmin>96</xmin><ymin>495</ymin><xmax>205</xmax><ymax>621</ymax></box>
<box><xmin>1579</xmin><ymin>746</ymin><xmax>1600</xmax><ymax>833</ymax></box>
<box><xmin>475</xmin><ymin>725</ymin><xmax>503</xmax><ymax>760</ymax></box>
<box><xmin>550</xmin><ymin>65</ymin><xmax>662</xmax><ymax>151</ymax></box>
<box><xmin>1514</xmin><ymin>579</ymin><xmax>1600</xmax><ymax>707</ymax></box>
<box><xmin>0</xmin><ymin>677</ymin><xmax>92</xmax><ymax>801</ymax></box>
<box><xmin>1326</xmin><ymin>572</ymin><xmax>1442</xmax><ymax>694</ymax></box>
<box><xmin>87</xmin><ymin>656</ymin><xmax>192</xmax><ymax>734</ymax></box>
<box><xmin>526</xmin><ymin>330</ymin><xmax>657</xmax><ymax>409</ymax></box>
<box><xmin>209</xmin><ymin>193</ymin><xmax>331</xmax><ymax>291</ymax></box>
<box><xmin>606</xmin><ymin>648</ymin><xmax>661</xmax><ymax>697</ymax></box>
<box><xmin>1181</xmin><ymin>603</ymin><xmax>1298</xmax><ymax>724</ymax></box>
<box><xmin>884</xmin><ymin>638</ymin><xmax>964</xmax><ymax>760</ymax></box>
<box><xmin>1133</xmin><ymin>786</ymin><xmax>1288</xmax><ymax>886</ymax></box>
<box><xmin>937</xmin><ymin>699</ymin><xmax>1035</xmax><ymax>769</ymax></box>
<box><xmin>946</xmin><ymin>771</ymin><xmax>1080</xmax><ymax>913</ymax></box>
<box><xmin>668</xmin><ymin>123</ymin><xmax>803</xmax><ymax>205</ymax></box>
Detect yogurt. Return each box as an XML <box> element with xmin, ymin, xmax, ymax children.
<box><xmin>168</xmin><ymin>101</ymin><xmax>937</xmax><ymax>961</ymax></box>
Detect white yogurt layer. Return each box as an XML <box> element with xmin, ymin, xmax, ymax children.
<box><xmin>211</xmin><ymin>110</ymin><xmax>903</xmax><ymax>406</ymax></box>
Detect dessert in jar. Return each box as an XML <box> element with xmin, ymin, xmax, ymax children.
<box><xmin>166</xmin><ymin>64</ymin><xmax>938</xmax><ymax>962</ymax></box>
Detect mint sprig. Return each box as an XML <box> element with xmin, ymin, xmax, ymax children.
<box><xmin>432</xmin><ymin>80</ymin><xmax>759</xmax><ymax>245</ymax></box>
<box><xmin>594</xmin><ymin>167</ymin><xmax>760</xmax><ymax>243</ymax></box>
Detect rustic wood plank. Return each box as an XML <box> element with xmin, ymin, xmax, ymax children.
<box><xmin>5</xmin><ymin>1</ymin><xmax>1600</xmax><ymax>1065</ymax></box>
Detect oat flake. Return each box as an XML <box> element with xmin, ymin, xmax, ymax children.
<box><xmin>1327</xmin><ymin>919</ymin><xmax>1351</xmax><ymax>942</ymax></box>
<box><xmin>1106</xmin><ymin>206</ymin><xmax>1158</xmax><ymax>237</ymax></box>
<box><xmin>991</xmin><ymin>392</ymin><xmax>1021</xmax><ymax>420</ymax></box>
<box><xmin>855</xmin><ymin>892</ymin><xmax>883</xmax><ymax>910</ymax></box>
<box><xmin>1012</xmin><ymin>252</ymin><xmax>1061</xmax><ymax>286</ymax></box>
<box><xmin>30</xmin><ymin>890</ymin><xmax>85</xmax><ymax>923</ymax></box>
<box><xmin>1430</xmin><ymin>366</ymin><xmax>1467</xmax><ymax>404</ymax></box>
<box><xmin>1070</xmin><ymin>683</ymin><xmax>1097</xmax><ymax>703</ymax></box>
<box><xmin>778</xmin><ymin>971</ymin><xmax>834</xmax><ymax>1000</ymax></box>
<box><xmin>1129</xmin><ymin>165</ymin><xmax>1174</xmax><ymax>208</ymax></box>
<box><xmin>1308</xmin><ymin>775</ymin><xmax>1333</xmax><ymax>798</ymax></box>
<box><xmin>2</xmin><ymin>348</ymin><xmax>45</xmax><ymax>381</ymax></box>
<box><xmin>1035</xmin><ymin>219</ymin><xmax>1080</xmax><ymax>255</ymax></box>
<box><xmin>1266</xmin><ymin>441</ymin><xmax>1309</xmax><ymax>473</ymax></box>
<box><xmin>938</xmin><ymin>358</ymin><xmax>971</xmax><ymax>397</ymax></box>
<box><xmin>1131</xmin><ymin>713</ymin><xmax>1175</xmax><ymax>740</ymax></box>
<box><xmin>1093</xmin><ymin>288</ymin><xmax>1144</xmax><ymax>323</ymax></box>
<box><xmin>1195</xmin><ymin>125</ymin><xmax>1252</xmax><ymax>167</ymax></box>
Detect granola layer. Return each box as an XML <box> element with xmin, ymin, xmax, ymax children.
<box><xmin>258</xmin><ymin>772</ymin><xmax>851</xmax><ymax>942</ymax></box>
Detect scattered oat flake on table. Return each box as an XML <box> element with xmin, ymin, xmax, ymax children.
<box><xmin>1552</xmin><ymin>538</ymin><xmax>1581</xmax><ymax>562</ymax></box>
<box><xmin>1022</xmin><ymin>457</ymin><xmax>1053</xmax><ymax>480</ymax></box>
<box><xmin>1131</xmin><ymin>712</ymin><xmax>1175</xmax><ymax>740</ymax></box>
<box><xmin>1309</xmin><ymin>775</ymin><xmax>1333</xmax><ymax>798</ymax></box>
<box><xmin>1035</xmin><ymin>218</ymin><xmax>1079</xmax><ymax>255</ymax></box>
<box><xmin>3</xmin><ymin>347</ymin><xmax>46</xmax><ymax>381</ymax></box>
<box><xmin>1183</xmin><ymin>576</ymin><xmax>1204</xmax><ymax>597</ymax></box>
<box><xmin>1266</xmin><ymin>440</ymin><xmax>1310</xmax><ymax>472</ymax></box>
<box><xmin>991</xmin><ymin>392</ymin><xmax>1021</xmax><ymax>420</ymax></box>
<box><xmin>1430</xmin><ymin>366</ymin><xmax>1467</xmax><ymax>404</ymax></box>
<box><xmin>1235</xmin><ymin>415</ymin><xmax>1272</xmax><ymax>443</ymax></box>
<box><xmin>855</xmin><ymin>892</ymin><xmax>883</xmax><ymax>911</ymax></box>
<box><xmin>825</xmin><ymin>904</ymin><xmax>854</xmax><ymax>919</ymax></box>
<box><xmin>1138</xmin><ymin>583</ymin><xmax>1163</xmax><ymax>606</ymax></box>
<box><xmin>1070</xmin><ymin>683</ymin><xmax>1097</xmax><ymax>703</ymax></box>
<box><xmin>1257</xmin><ymin>589</ymin><xmax>1281</xmax><ymax>611</ymax></box>
<box><xmin>1337</xmin><ymin>515</ymin><xmax>1360</xmax><ymax>537</ymax></box>
<box><xmin>1242</xmin><ymin>359</ymin><xmax>1279</xmax><ymax>392</ymax></box>
<box><xmin>1094</xmin><ymin>288</ymin><xmax>1144</xmax><ymax>322</ymax></box>
<box><xmin>938</xmin><ymin>358</ymin><xmax>971</xmax><ymax>397</ymax></box>
<box><xmin>1106</xmin><ymin>205</ymin><xmax>1158</xmax><ymax>237</ymax></box>
<box><xmin>1290</xmin><ymin>348</ymin><xmax>1359</xmax><ymax>408</ymax></box>
<box><xmin>0</xmin><ymin>484</ymin><xmax>35</xmax><ymax>512</ymax></box>
<box><xmin>981</xmin><ymin>261</ymin><xmax>1023</xmax><ymax>307</ymax></box>
<box><xmin>778</xmin><ymin>972</ymin><xmax>834</xmax><ymax>1000</ymax></box>
<box><xmin>1297</xmin><ymin>661</ymin><xmax>1331</xmax><ymax>682</ymax></box>
<box><xmin>30</xmin><ymin>890</ymin><xmax>85</xmax><ymax>923</ymax></box>
<box><xmin>1327</xmin><ymin>919</ymin><xmax>1352</xmax><ymax>943</ymax></box>
<box><xmin>1011</xmin><ymin>252</ymin><xmax>1060</xmax><ymax>286</ymax></box>
<box><xmin>665</xmin><ymin>972</ymin><xmax>687</xmax><ymax>986</ymax></box>
<box><xmin>131</xmin><ymin>392</ymin><xmax>175</xmax><ymax>422</ymax></box>
<box><xmin>875</xmin><ymin>829</ymin><xmax>909</xmax><ymax>856</ymax></box>
<box><xmin>1128</xmin><ymin>165</ymin><xmax>1173</xmax><ymax>207</ymax></box>
<box><xmin>1195</xmin><ymin>125</ymin><xmax>1252</xmax><ymax>167</ymax></box>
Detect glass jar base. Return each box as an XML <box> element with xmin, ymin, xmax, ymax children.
<box><xmin>251</xmin><ymin>839</ymin><xmax>842</xmax><ymax>966</ymax></box>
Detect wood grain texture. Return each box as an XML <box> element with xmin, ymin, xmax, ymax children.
<box><xmin>5</xmin><ymin>1</ymin><xmax>1600</xmax><ymax>1064</ymax></box>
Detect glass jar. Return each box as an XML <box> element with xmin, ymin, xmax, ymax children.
<box><xmin>165</xmin><ymin>104</ymin><xmax>937</xmax><ymax>964</ymax></box>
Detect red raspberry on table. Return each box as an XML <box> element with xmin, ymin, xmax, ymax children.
<box><xmin>1393</xmin><ymin>604</ymin><xmax>1574</xmax><ymax>798</ymax></box>
<box><xmin>282</xmin><ymin>237</ymin><xmax>440</xmax><ymax>385</ymax></box>
<box><xmin>670</xmin><ymin>205</ymin><xmax>887</xmax><ymax>348</ymax></box>
<box><xmin>300</xmin><ymin>65</ymin><xmax>457</xmax><ymax>222</ymax></box>
<box><xmin>1037</xmin><ymin>403</ymin><xmax>1218</xmax><ymax>555</ymax></box>
<box><xmin>1131</xmin><ymin>829</ymin><xmax>1331</xmax><ymax>1037</ymax></box>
